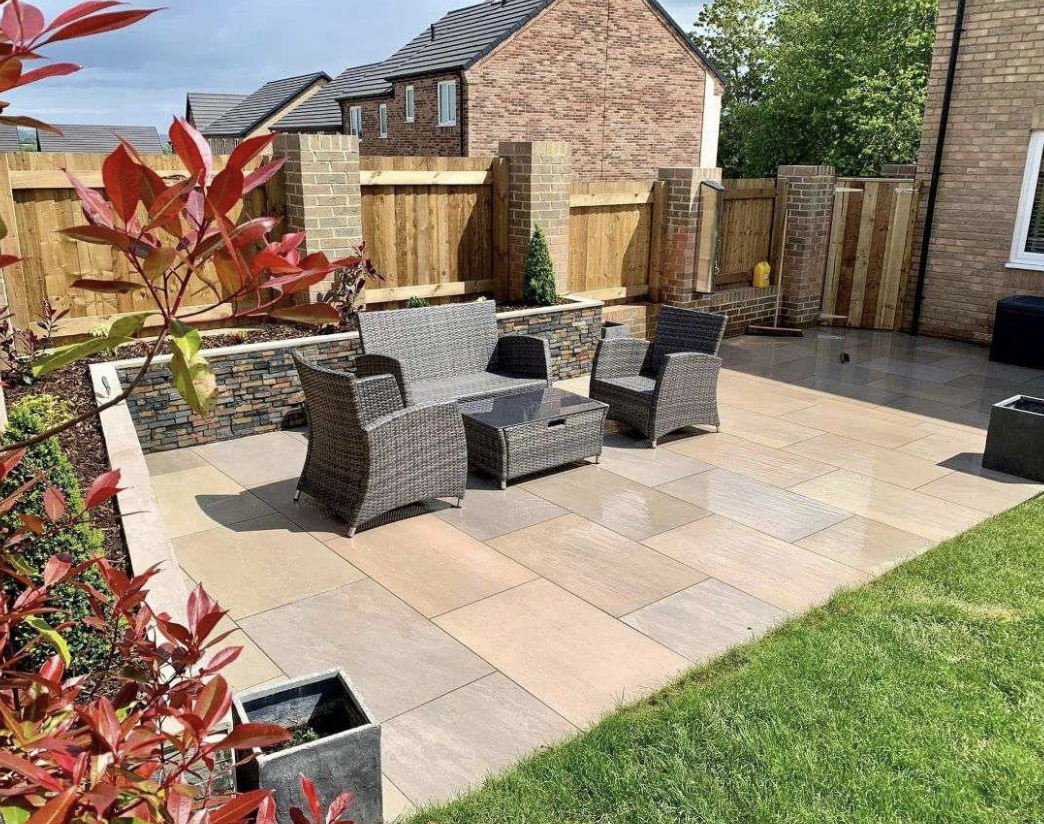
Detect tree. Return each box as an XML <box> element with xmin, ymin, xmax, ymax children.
<box><xmin>523</xmin><ymin>226</ymin><xmax>558</xmax><ymax>307</ymax></box>
<box><xmin>693</xmin><ymin>0</ymin><xmax>937</xmax><ymax>177</ymax></box>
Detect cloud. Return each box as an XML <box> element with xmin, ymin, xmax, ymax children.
<box><xmin>11</xmin><ymin>0</ymin><xmax>706</xmax><ymax>130</ymax></box>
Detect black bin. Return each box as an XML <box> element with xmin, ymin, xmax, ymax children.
<box><xmin>990</xmin><ymin>295</ymin><xmax>1044</xmax><ymax>369</ymax></box>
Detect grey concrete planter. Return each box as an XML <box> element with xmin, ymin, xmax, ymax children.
<box><xmin>982</xmin><ymin>395</ymin><xmax>1044</xmax><ymax>482</ymax></box>
<box><xmin>601</xmin><ymin>321</ymin><xmax>630</xmax><ymax>340</ymax></box>
<box><xmin>232</xmin><ymin>669</ymin><xmax>382</xmax><ymax>824</ymax></box>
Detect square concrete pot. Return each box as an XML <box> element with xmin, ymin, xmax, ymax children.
<box><xmin>232</xmin><ymin>669</ymin><xmax>382</xmax><ymax>824</ymax></box>
<box><xmin>982</xmin><ymin>395</ymin><xmax>1044</xmax><ymax>482</ymax></box>
<box><xmin>601</xmin><ymin>321</ymin><xmax>630</xmax><ymax>340</ymax></box>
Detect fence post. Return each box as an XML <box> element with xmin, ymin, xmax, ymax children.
<box><xmin>656</xmin><ymin>167</ymin><xmax>722</xmax><ymax>307</ymax></box>
<box><xmin>776</xmin><ymin>165</ymin><xmax>836</xmax><ymax>328</ymax></box>
<box><xmin>274</xmin><ymin>133</ymin><xmax>363</xmax><ymax>302</ymax></box>
<box><xmin>498</xmin><ymin>141</ymin><xmax>572</xmax><ymax>300</ymax></box>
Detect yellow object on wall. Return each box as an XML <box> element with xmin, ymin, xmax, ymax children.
<box><xmin>753</xmin><ymin>261</ymin><xmax>772</xmax><ymax>289</ymax></box>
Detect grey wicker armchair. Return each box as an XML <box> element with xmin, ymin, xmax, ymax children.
<box><xmin>590</xmin><ymin>306</ymin><xmax>727</xmax><ymax>447</ymax></box>
<box><xmin>291</xmin><ymin>351</ymin><xmax>468</xmax><ymax>537</ymax></box>
<box><xmin>356</xmin><ymin>301</ymin><xmax>551</xmax><ymax>406</ymax></box>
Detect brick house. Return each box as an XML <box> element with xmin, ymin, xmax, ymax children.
<box><xmin>275</xmin><ymin>0</ymin><xmax>724</xmax><ymax>180</ymax></box>
<box><xmin>907</xmin><ymin>0</ymin><xmax>1044</xmax><ymax>342</ymax></box>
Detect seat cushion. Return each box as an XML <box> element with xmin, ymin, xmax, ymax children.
<box><xmin>412</xmin><ymin>372</ymin><xmax>546</xmax><ymax>405</ymax></box>
<box><xmin>593</xmin><ymin>375</ymin><xmax>656</xmax><ymax>396</ymax></box>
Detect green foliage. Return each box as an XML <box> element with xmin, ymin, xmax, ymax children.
<box><xmin>405</xmin><ymin>296</ymin><xmax>431</xmax><ymax>309</ymax></box>
<box><xmin>522</xmin><ymin>227</ymin><xmax>558</xmax><ymax>307</ymax></box>
<box><xmin>694</xmin><ymin>0</ymin><xmax>938</xmax><ymax>177</ymax></box>
<box><xmin>2</xmin><ymin>395</ymin><xmax>110</xmax><ymax>674</ymax></box>
<box><xmin>408</xmin><ymin>497</ymin><xmax>1044</xmax><ymax>823</ymax></box>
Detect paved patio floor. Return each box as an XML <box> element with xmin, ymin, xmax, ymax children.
<box><xmin>146</xmin><ymin>328</ymin><xmax>1044</xmax><ymax>820</ymax></box>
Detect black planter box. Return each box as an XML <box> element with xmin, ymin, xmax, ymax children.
<box><xmin>982</xmin><ymin>395</ymin><xmax>1044</xmax><ymax>482</ymax></box>
<box><xmin>233</xmin><ymin>669</ymin><xmax>382</xmax><ymax>824</ymax></box>
<box><xmin>601</xmin><ymin>321</ymin><xmax>630</xmax><ymax>340</ymax></box>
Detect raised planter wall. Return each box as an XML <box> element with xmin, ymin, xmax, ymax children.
<box><xmin>116</xmin><ymin>300</ymin><xmax>602</xmax><ymax>454</ymax></box>
<box><xmin>602</xmin><ymin>287</ymin><xmax>780</xmax><ymax>342</ymax></box>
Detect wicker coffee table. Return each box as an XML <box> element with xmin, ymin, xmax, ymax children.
<box><xmin>459</xmin><ymin>387</ymin><xmax>609</xmax><ymax>488</ymax></box>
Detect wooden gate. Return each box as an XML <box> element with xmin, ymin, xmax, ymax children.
<box><xmin>719</xmin><ymin>178</ymin><xmax>785</xmax><ymax>287</ymax></box>
<box><xmin>567</xmin><ymin>180</ymin><xmax>666</xmax><ymax>301</ymax></box>
<box><xmin>821</xmin><ymin>178</ymin><xmax>921</xmax><ymax>330</ymax></box>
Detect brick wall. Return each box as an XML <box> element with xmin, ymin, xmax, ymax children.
<box><xmin>657</xmin><ymin>167</ymin><xmax>723</xmax><ymax>307</ymax></box>
<box><xmin>119</xmin><ymin>302</ymin><xmax>602</xmax><ymax>453</ymax></box>
<box><xmin>341</xmin><ymin>74</ymin><xmax>463</xmax><ymax>157</ymax></box>
<box><xmin>465</xmin><ymin>0</ymin><xmax>719</xmax><ymax>180</ymax></box>
<box><xmin>903</xmin><ymin>0</ymin><xmax>1044</xmax><ymax>343</ymax></box>
<box><xmin>695</xmin><ymin>286</ymin><xmax>779</xmax><ymax>337</ymax></box>
<box><xmin>778</xmin><ymin>165</ymin><xmax>836</xmax><ymax>327</ymax></box>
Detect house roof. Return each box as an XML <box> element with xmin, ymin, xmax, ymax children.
<box><xmin>203</xmin><ymin>72</ymin><xmax>331</xmax><ymax>137</ymax></box>
<box><xmin>0</xmin><ymin>125</ymin><xmax>21</xmax><ymax>152</ymax></box>
<box><xmin>374</xmin><ymin>0</ymin><xmax>723</xmax><ymax>85</ymax></box>
<box><xmin>37</xmin><ymin>124</ymin><xmax>164</xmax><ymax>154</ymax></box>
<box><xmin>186</xmin><ymin>92</ymin><xmax>247</xmax><ymax>131</ymax></box>
<box><xmin>275</xmin><ymin>62</ymin><xmax>391</xmax><ymax>131</ymax></box>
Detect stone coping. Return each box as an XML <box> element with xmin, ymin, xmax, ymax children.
<box><xmin>90</xmin><ymin>361</ymin><xmax>187</xmax><ymax>622</ymax></box>
<box><xmin>498</xmin><ymin>296</ymin><xmax>603</xmax><ymax>320</ymax></box>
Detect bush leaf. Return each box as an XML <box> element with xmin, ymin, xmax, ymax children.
<box><xmin>23</xmin><ymin>616</ymin><xmax>71</xmax><ymax>666</ymax></box>
<box><xmin>32</xmin><ymin>335</ymin><xmax>134</xmax><ymax>377</ymax></box>
<box><xmin>170</xmin><ymin>320</ymin><xmax>217</xmax><ymax>416</ymax></box>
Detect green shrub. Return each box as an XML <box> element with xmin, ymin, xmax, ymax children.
<box><xmin>523</xmin><ymin>226</ymin><xmax>558</xmax><ymax>307</ymax></box>
<box><xmin>2</xmin><ymin>394</ymin><xmax>111</xmax><ymax>673</ymax></box>
<box><xmin>405</xmin><ymin>296</ymin><xmax>431</xmax><ymax>309</ymax></box>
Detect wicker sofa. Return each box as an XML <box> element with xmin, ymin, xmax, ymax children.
<box><xmin>356</xmin><ymin>301</ymin><xmax>552</xmax><ymax>405</ymax></box>
<box><xmin>590</xmin><ymin>305</ymin><xmax>727</xmax><ymax>447</ymax></box>
<box><xmin>291</xmin><ymin>352</ymin><xmax>468</xmax><ymax>537</ymax></box>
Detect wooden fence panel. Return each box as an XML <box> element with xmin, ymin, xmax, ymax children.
<box><xmin>0</xmin><ymin>152</ymin><xmax>284</xmax><ymax>336</ymax></box>
<box><xmin>822</xmin><ymin>178</ymin><xmax>921</xmax><ymax>330</ymax></box>
<box><xmin>567</xmin><ymin>180</ymin><xmax>663</xmax><ymax>301</ymax></box>
<box><xmin>360</xmin><ymin>156</ymin><xmax>500</xmax><ymax>304</ymax></box>
<box><xmin>719</xmin><ymin>178</ymin><xmax>779</xmax><ymax>287</ymax></box>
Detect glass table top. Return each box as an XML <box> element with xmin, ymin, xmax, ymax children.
<box><xmin>459</xmin><ymin>387</ymin><xmax>607</xmax><ymax>429</ymax></box>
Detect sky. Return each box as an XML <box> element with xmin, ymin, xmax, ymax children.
<box><xmin>11</xmin><ymin>0</ymin><xmax>707</xmax><ymax>133</ymax></box>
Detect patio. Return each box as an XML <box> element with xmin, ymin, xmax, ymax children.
<box><xmin>145</xmin><ymin>328</ymin><xmax>1044</xmax><ymax>820</ymax></box>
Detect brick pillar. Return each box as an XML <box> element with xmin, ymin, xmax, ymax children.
<box><xmin>499</xmin><ymin>141</ymin><xmax>571</xmax><ymax>300</ymax></box>
<box><xmin>657</xmin><ymin>167</ymin><xmax>722</xmax><ymax>307</ymax></box>
<box><xmin>274</xmin><ymin>132</ymin><xmax>362</xmax><ymax>299</ymax></box>
<box><xmin>777</xmin><ymin>165</ymin><xmax>836</xmax><ymax>327</ymax></box>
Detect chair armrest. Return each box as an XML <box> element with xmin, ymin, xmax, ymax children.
<box><xmin>654</xmin><ymin>352</ymin><xmax>723</xmax><ymax>401</ymax></box>
<box><xmin>496</xmin><ymin>335</ymin><xmax>552</xmax><ymax>381</ymax></box>
<box><xmin>592</xmin><ymin>338</ymin><xmax>650</xmax><ymax>381</ymax></box>
<box><xmin>364</xmin><ymin>400</ymin><xmax>465</xmax><ymax>446</ymax></box>
<box><xmin>356</xmin><ymin>354</ymin><xmax>410</xmax><ymax>405</ymax></box>
<box><xmin>353</xmin><ymin>374</ymin><xmax>405</xmax><ymax>426</ymax></box>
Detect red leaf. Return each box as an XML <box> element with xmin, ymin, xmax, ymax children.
<box><xmin>102</xmin><ymin>143</ymin><xmax>140</xmax><ymax>223</ymax></box>
<box><xmin>251</xmin><ymin>249</ymin><xmax>301</xmax><ymax>276</ymax></box>
<box><xmin>268</xmin><ymin>303</ymin><xmax>340</xmax><ymax>325</ymax></box>
<box><xmin>85</xmin><ymin>468</ymin><xmax>122</xmax><ymax>509</ymax></box>
<box><xmin>12</xmin><ymin>62</ymin><xmax>79</xmax><ymax>89</ymax></box>
<box><xmin>169</xmin><ymin>116</ymin><xmax>212</xmax><ymax>180</ymax></box>
<box><xmin>243</xmin><ymin>157</ymin><xmax>284</xmax><ymax>195</ymax></box>
<box><xmin>41</xmin><ymin>8</ymin><xmax>158</xmax><ymax>44</ymax></box>
<box><xmin>70</xmin><ymin>278</ymin><xmax>141</xmax><ymax>294</ymax></box>
<box><xmin>65</xmin><ymin>170</ymin><xmax>114</xmax><ymax>227</ymax></box>
<box><xmin>42</xmin><ymin>485</ymin><xmax>66</xmax><ymax>522</ymax></box>
<box><xmin>0</xmin><ymin>751</ymin><xmax>63</xmax><ymax>791</ymax></box>
<box><xmin>213</xmin><ymin>723</ymin><xmax>291</xmax><ymax>752</ymax></box>
<box><xmin>202</xmin><ymin>645</ymin><xmax>242</xmax><ymax>675</ymax></box>
<box><xmin>213</xmin><ymin>250</ymin><xmax>243</xmax><ymax>299</ymax></box>
<box><xmin>0</xmin><ymin>56</ymin><xmax>23</xmax><ymax>91</ymax></box>
<box><xmin>43</xmin><ymin>555</ymin><xmax>72</xmax><ymax>586</ymax></box>
<box><xmin>325</xmin><ymin>792</ymin><xmax>354</xmax><ymax>824</ymax></box>
<box><xmin>39</xmin><ymin>653</ymin><xmax>65</xmax><ymax>684</ymax></box>
<box><xmin>20</xmin><ymin>512</ymin><xmax>45</xmax><ymax>535</ymax></box>
<box><xmin>301</xmin><ymin>776</ymin><xmax>322</xmax><ymax>824</ymax></box>
<box><xmin>60</xmin><ymin>224</ymin><xmax>131</xmax><ymax>251</ymax></box>
<box><xmin>193</xmin><ymin>674</ymin><xmax>231</xmax><ymax>729</ymax></box>
<box><xmin>3</xmin><ymin>2</ymin><xmax>46</xmax><ymax>42</ymax></box>
<box><xmin>0</xmin><ymin>447</ymin><xmax>25</xmax><ymax>483</ymax></box>
<box><xmin>146</xmin><ymin>173</ymin><xmax>198</xmax><ymax>235</ymax></box>
<box><xmin>207</xmin><ymin>165</ymin><xmax>244</xmax><ymax>217</ymax></box>
<box><xmin>209</xmin><ymin>790</ymin><xmax>273</xmax><ymax>824</ymax></box>
<box><xmin>256</xmin><ymin>795</ymin><xmax>277</xmax><ymax>824</ymax></box>
<box><xmin>25</xmin><ymin>786</ymin><xmax>77</xmax><ymax>824</ymax></box>
<box><xmin>0</xmin><ymin>253</ymin><xmax>23</xmax><ymax>269</ymax></box>
<box><xmin>230</xmin><ymin>216</ymin><xmax>281</xmax><ymax>247</ymax></box>
<box><xmin>46</xmin><ymin>2</ymin><xmax>122</xmax><ymax>32</ymax></box>
<box><xmin>228</xmin><ymin>133</ymin><xmax>277</xmax><ymax>171</ymax></box>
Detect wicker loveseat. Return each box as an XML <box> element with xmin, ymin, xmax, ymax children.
<box><xmin>590</xmin><ymin>305</ymin><xmax>727</xmax><ymax>447</ymax></box>
<box><xmin>356</xmin><ymin>301</ymin><xmax>551</xmax><ymax>405</ymax></box>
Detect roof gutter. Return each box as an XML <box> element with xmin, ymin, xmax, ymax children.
<box><xmin>910</xmin><ymin>0</ymin><xmax>967</xmax><ymax>336</ymax></box>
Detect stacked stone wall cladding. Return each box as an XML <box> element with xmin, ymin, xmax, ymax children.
<box><xmin>120</xmin><ymin>303</ymin><xmax>602</xmax><ymax>453</ymax></box>
<box><xmin>340</xmin><ymin>73</ymin><xmax>463</xmax><ymax>157</ymax></box>
<box><xmin>500</xmin><ymin>141</ymin><xmax>572</xmax><ymax>298</ymax></box>
<box><xmin>903</xmin><ymin>0</ymin><xmax>1044</xmax><ymax>343</ymax></box>
<box><xmin>777</xmin><ymin>165</ymin><xmax>836</xmax><ymax>328</ymax></box>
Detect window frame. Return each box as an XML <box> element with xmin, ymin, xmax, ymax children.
<box><xmin>1009</xmin><ymin>130</ymin><xmax>1044</xmax><ymax>272</ymax></box>
<box><xmin>405</xmin><ymin>85</ymin><xmax>415</xmax><ymax>123</ymax></box>
<box><xmin>379</xmin><ymin>103</ymin><xmax>388</xmax><ymax>139</ymax></box>
<box><xmin>437</xmin><ymin>80</ymin><xmax>457</xmax><ymax>127</ymax></box>
<box><xmin>348</xmin><ymin>105</ymin><xmax>363</xmax><ymax>138</ymax></box>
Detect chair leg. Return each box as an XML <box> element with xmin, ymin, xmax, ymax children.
<box><xmin>293</xmin><ymin>488</ymin><xmax>301</xmax><ymax>503</ymax></box>
<box><xmin>347</xmin><ymin>526</ymin><xmax>357</xmax><ymax>538</ymax></box>
<box><xmin>649</xmin><ymin>438</ymin><xmax>658</xmax><ymax>449</ymax></box>
<box><xmin>500</xmin><ymin>480</ymin><xmax>508</xmax><ymax>490</ymax></box>
<box><xmin>456</xmin><ymin>497</ymin><xmax>465</xmax><ymax>509</ymax></box>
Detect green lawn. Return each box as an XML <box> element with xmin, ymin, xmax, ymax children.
<box><xmin>410</xmin><ymin>497</ymin><xmax>1044</xmax><ymax>824</ymax></box>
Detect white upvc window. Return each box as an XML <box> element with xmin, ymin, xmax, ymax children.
<box><xmin>437</xmin><ymin>80</ymin><xmax>457</xmax><ymax>127</ymax></box>
<box><xmin>379</xmin><ymin>103</ymin><xmax>388</xmax><ymax>139</ymax></box>
<box><xmin>405</xmin><ymin>85</ymin><xmax>415</xmax><ymax>123</ymax></box>
<box><xmin>348</xmin><ymin>105</ymin><xmax>363</xmax><ymax>137</ymax></box>
<box><xmin>1010</xmin><ymin>130</ymin><xmax>1044</xmax><ymax>272</ymax></box>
